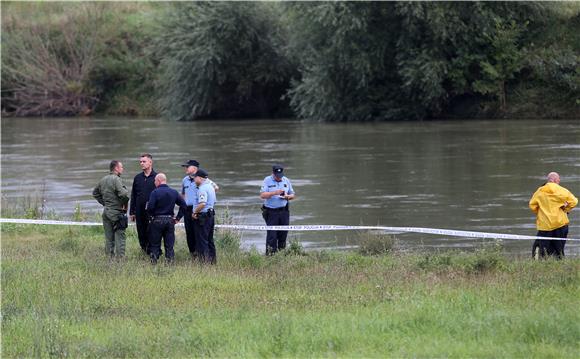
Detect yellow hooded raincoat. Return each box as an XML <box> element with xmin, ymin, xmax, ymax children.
<box><xmin>529</xmin><ymin>182</ymin><xmax>578</xmax><ymax>231</ymax></box>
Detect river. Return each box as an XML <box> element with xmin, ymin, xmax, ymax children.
<box><xmin>2</xmin><ymin>117</ymin><xmax>579</xmax><ymax>255</ymax></box>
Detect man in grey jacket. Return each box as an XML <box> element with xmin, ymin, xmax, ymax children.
<box><xmin>93</xmin><ymin>160</ymin><xmax>130</xmax><ymax>258</ymax></box>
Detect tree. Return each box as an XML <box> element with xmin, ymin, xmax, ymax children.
<box><xmin>285</xmin><ymin>1</ymin><xmax>553</xmax><ymax>121</ymax></box>
<box><xmin>1</xmin><ymin>4</ymin><xmax>105</xmax><ymax>116</ymax></box>
<box><xmin>285</xmin><ymin>2</ymin><xmax>400</xmax><ymax>122</ymax></box>
<box><xmin>473</xmin><ymin>20</ymin><xmax>526</xmax><ymax>111</ymax></box>
<box><xmin>155</xmin><ymin>2</ymin><xmax>293</xmax><ymax>121</ymax></box>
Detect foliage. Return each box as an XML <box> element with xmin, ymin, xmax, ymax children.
<box><xmin>281</xmin><ymin>238</ymin><xmax>306</xmax><ymax>256</ymax></box>
<box><xmin>154</xmin><ymin>2</ymin><xmax>293</xmax><ymax>121</ymax></box>
<box><xmin>87</xmin><ymin>5</ymin><xmax>158</xmax><ymax>116</ymax></box>
<box><xmin>1</xmin><ymin>2</ymin><xmax>158</xmax><ymax>117</ymax></box>
<box><xmin>1</xmin><ymin>4</ymin><xmax>104</xmax><ymax>116</ymax></box>
<box><xmin>473</xmin><ymin>19</ymin><xmax>527</xmax><ymax>111</ymax></box>
<box><xmin>72</xmin><ymin>203</ymin><xmax>87</xmax><ymax>222</ymax></box>
<box><xmin>357</xmin><ymin>231</ymin><xmax>397</xmax><ymax>256</ymax></box>
<box><xmin>286</xmin><ymin>1</ymin><xmax>573</xmax><ymax>121</ymax></box>
<box><xmin>1</xmin><ymin>1</ymin><xmax>578</xmax><ymax>120</ymax></box>
<box><xmin>527</xmin><ymin>46</ymin><xmax>580</xmax><ymax>105</ymax></box>
<box><xmin>214</xmin><ymin>207</ymin><xmax>242</xmax><ymax>253</ymax></box>
<box><xmin>416</xmin><ymin>246</ymin><xmax>506</xmax><ymax>274</ymax></box>
<box><xmin>1</xmin><ymin>187</ymin><xmax>48</xmax><ymax>219</ymax></box>
<box><xmin>285</xmin><ymin>2</ymin><xmax>398</xmax><ymax>122</ymax></box>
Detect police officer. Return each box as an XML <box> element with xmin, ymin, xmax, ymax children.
<box><xmin>147</xmin><ymin>173</ymin><xmax>188</xmax><ymax>264</ymax></box>
<box><xmin>260</xmin><ymin>164</ymin><xmax>295</xmax><ymax>255</ymax></box>
<box><xmin>129</xmin><ymin>153</ymin><xmax>157</xmax><ymax>255</ymax></box>
<box><xmin>92</xmin><ymin>160</ymin><xmax>130</xmax><ymax>258</ymax></box>
<box><xmin>178</xmin><ymin>159</ymin><xmax>219</xmax><ymax>257</ymax></box>
<box><xmin>192</xmin><ymin>169</ymin><xmax>217</xmax><ymax>264</ymax></box>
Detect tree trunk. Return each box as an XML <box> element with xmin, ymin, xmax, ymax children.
<box><xmin>499</xmin><ymin>81</ymin><xmax>507</xmax><ymax>111</ymax></box>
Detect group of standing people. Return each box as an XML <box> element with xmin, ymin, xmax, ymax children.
<box><xmin>92</xmin><ymin>154</ymin><xmax>218</xmax><ymax>264</ymax></box>
<box><xmin>93</xmin><ymin>154</ymin><xmax>297</xmax><ymax>263</ymax></box>
<box><xmin>93</xmin><ymin>157</ymin><xmax>576</xmax><ymax>262</ymax></box>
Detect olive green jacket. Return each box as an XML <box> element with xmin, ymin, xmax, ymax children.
<box><xmin>92</xmin><ymin>173</ymin><xmax>129</xmax><ymax>221</ymax></box>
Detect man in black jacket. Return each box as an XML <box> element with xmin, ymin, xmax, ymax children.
<box><xmin>129</xmin><ymin>153</ymin><xmax>157</xmax><ymax>255</ymax></box>
<box><xmin>147</xmin><ymin>173</ymin><xmax>188</xmax><ymax>264</ymax></box>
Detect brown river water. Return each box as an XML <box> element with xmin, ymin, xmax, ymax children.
<box><xmin>2</xmin><ymin>117</ymin><xmax>579</xmax><ymax>255</ymax></box>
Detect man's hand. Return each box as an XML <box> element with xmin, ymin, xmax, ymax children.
<box><xmin>174</xmin><ymin>218</ymin><xmax>180</xmax><ymax>224</ymax></box>
<box><xmin>130</xmin><ymin>215</ymin><xmax>136</xmax><ymax>222</ymax></box>
<box><xmin>192</xmin><ymin>212</ymin><xmax>199</xmax><ymax>220</ymax></box>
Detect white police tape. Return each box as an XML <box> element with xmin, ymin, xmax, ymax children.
<box><xmin>1</xmin><ymin>218</ymin><xmax>578</xmax><ymax>242</ymax></box>
<box><xmin>217</xmin><ymin>224</ymin><xmax>579</xmax><ymax>241</ymax></box>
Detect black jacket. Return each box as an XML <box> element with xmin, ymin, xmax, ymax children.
<box><xmin>147</xmin><ymin>184</ymin><xmax>187</xmax><ymax>217</ymax></box>
<box><xmin>130</xmin><ymin>170</ymin><xmax>157</xmax><ymax>215</ymax></box>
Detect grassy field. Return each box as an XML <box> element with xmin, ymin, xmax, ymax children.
<box><xmin>2</xmin><ymin>223</ymin><xmax>579</xmax><ymax>358</ymax></box>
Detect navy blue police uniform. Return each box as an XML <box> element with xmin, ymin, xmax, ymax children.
<box><xmin>179</xmin><ymin>160</ymin><xmax>200</xmax><ymax>256</ymax></box>
<box><xmin>147</xmin><ymin>183</ymin><xmax>187</xmax><ymax>263</ymax></box>
<box><xmin>260</xmin><ymin>165</ymin><xmax>295</xmax><ymax>254</ymax></box>
<box><xmin>192</xmin><ymin>169</ymin><xmax>217</xmax><ymax>264</ymax></box>
<box><xmin>130</xmin><ymin>169</ymin><xmax>157</xmax><ymax>254</ymax></box>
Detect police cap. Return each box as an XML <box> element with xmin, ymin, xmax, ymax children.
<box><xmin>181</xmin><ymin>160</ymin><xmax>200</xmax><ymax>167</ymax></box>
<box><xmin>272</xmin><ymin>164</ymin><xmax>284</xmax><ymax>178</ymax></box>
<box><xmin>194</xmin><ymin>168</ymin><xmax>209</xmax><ymax>178</ymax></box>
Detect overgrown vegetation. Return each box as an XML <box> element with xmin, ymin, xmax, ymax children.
<box><xmin>1</xmin><ymin>2</ymin><xmax>158</xmax><ymax>117</ymax></box>
<box><xmin>2</xmin><ymin>2</ymin><xmax>579</xmax><ymax>120</ymax></box>
<box><xmin>154</xmin><ymin>2</ymin><xmax>294</xmax><ymax>120</ymax></box>
<box><xmin>2</xmin><ymin>224</ymin><xmax>579</xmax><ymax>357</ymax></box>
<box><xmin>357</xmin><ymin>230</ymin><xmax>397</xmax><ymax>256</ymax></box>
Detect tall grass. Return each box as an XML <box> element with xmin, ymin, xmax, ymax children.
<box><xmin>2</xmin><ymin>224</ymin><xmax>579</xmax><ymax>358</ymax></box>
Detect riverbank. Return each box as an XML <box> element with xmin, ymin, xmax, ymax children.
<box><xmin>2</xmin><ymin>224</ymin><xmax>579</xmax><ymax>357</ymax></box>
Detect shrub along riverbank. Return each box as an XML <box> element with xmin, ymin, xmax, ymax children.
<box><xmin>2</xmin><ymin>223</ymin><xmax>579</xmax><ymax>357</ymax></box>
<box><xmin>1</xmin><ymin>2</ymin><xmax>579</xmax><ymax>120</ymax></box>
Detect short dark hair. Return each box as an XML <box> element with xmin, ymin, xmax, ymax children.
<box><xmin>140</xmin><ymin>153</ymin><xmax>152</xmax><ymax>159</ymax></box>
<box><xmin>110</xmin><ymin>160</ymin><xmax>120</xmax><ymax>172</ymax></box>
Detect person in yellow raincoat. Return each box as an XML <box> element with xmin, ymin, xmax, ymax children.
<box><xmin>529</xmin><ymin>172</ymin><xmax>578</xmax><ymax>259</ymax></box>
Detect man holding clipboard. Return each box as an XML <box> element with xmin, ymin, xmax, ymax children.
<box><xmin>260</xmin><ymin>164</ymin><xmax>296</xmax><ymax>255</ymax></box>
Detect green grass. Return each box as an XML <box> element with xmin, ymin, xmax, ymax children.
<box><xmin>2</xmin><ymin>224</ymin><xmax>579</xmax><ymax>358</ymax></box>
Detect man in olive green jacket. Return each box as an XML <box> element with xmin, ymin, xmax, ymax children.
<box><xmin>93</xmin><ymin>160</ymin><xmax>130</xmax><ymax>258</ymax></box>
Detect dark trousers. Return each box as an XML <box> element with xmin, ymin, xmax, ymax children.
<box><xmin>532</xmin><ymin>225</ymin><xmax>568</xmax><ymax>259</ymax></box>
<box><xmin>149</xmin><ymin>217</ymin><xmax>175</xmax><ymax>262</ymax></box>
<box><xmin>193</xmin><ymin>212</ymin><xmax>216</xmax><ymax>264</ymax></box>
<box><xmin>264</xmin><ymin>207</ymin><xmax>290</xmax><ymax>255</ymax></box>
<box><xmin>135</xmin><ymin>209</ymin><xmax>151</xmax><ymax>253</ymax></box>
<box><xmin>183</xmin><ymin>206</ymin><xmax>197</xmax><ymax>255</ymax></box>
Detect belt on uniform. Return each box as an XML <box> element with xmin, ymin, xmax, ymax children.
<box><xmin>199</xmin><ymin>209</ymin><xmax>215</xmax><ymax>217</ymax></box>
<box><xmin>264</xmin><ymin>206</ymin><xmax>288</xmax><ymax>212</ymax></box>
<box><xmin>153</xmin><ymin>215</ymin><xmax>173</xmax><ymax>219</ymax></box>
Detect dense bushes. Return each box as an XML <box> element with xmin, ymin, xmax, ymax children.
<box><xmin>1</xmin><ymin>2</ymin><xmax>157</xmax><ymax>117</ymax></box>
<box><xmin>155</xmin><ymin>2</ymin><xmax>294</xmax><ymax>120</ymax></box>
<box><xmin>2</xmin><ymin>2</ymin><xmax>578</xmax><ymax>120</ymax></box>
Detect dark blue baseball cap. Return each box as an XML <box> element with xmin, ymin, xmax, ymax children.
<box><xmin>181</xmin><ymin>160</ymin><xmax>200</xmax><ymax>167</ymax></box>
<box><xmin>272</xmin><ymin>164</ymin><xmax>284</xmax><ymax>178</ymax></box>
<box><xmin>194</xmin><ymin>168</ymin><xmax>208</xmax><ymax>178</ymax></box>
